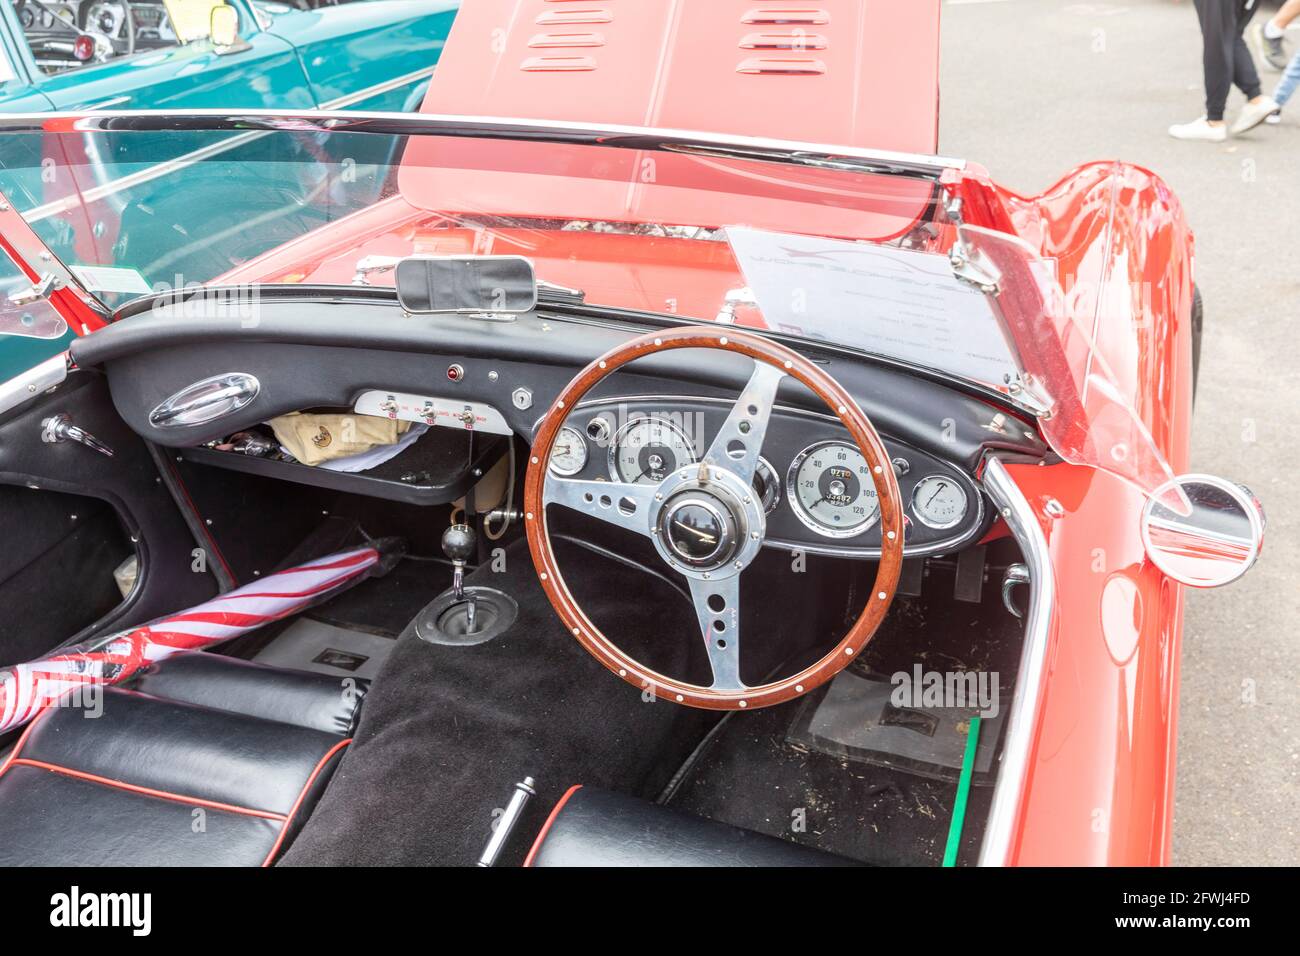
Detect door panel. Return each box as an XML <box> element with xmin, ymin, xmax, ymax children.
<box><xmin>32</xmin><ymin>5</ymin><xmax>314</xmax><ymax>111</ymax></box>
<box><xmin>0</xmin><ymin>484</ymin><xmax>131</xmax><ymax>664</ymax></box>
<box><xmin>0</xmin><ymin>369</ymin><xmax>218</xmax><ymax>665</ymax></box>
<box><xmin>265</xmin><ymin>1</ymin><xmax>457</xmax><ymax>109</ymax></box>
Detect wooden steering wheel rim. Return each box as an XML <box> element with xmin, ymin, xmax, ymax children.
<box><xmin>523</xmin><ymin>326</ymin><xmax>904</xmax><ymax>711</ymax></box>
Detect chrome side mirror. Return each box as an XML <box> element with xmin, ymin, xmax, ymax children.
<box><xmin>210</xmin><ymin>5</ymin><xmax>248</xmax><ymax>54</ymax></box>
<box><xmin>1141</xmin><ymin>474</ymin><xmax>1265</xmax><ymax>588</ymax></box>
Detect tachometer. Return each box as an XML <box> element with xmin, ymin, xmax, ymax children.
<box><xmin>911</xmin><ymin>475</ymin><xmax>968</xmax><ymax>530</ymax></box>
<box><xmin>787</xmin><ymin>441</ymin><xmax>880</xmax><ymax>538</ymax></box>
<box><xmin>609</xmin><ymin>416</ymin><xmax>698</xmax><ymax>485</ymax></box>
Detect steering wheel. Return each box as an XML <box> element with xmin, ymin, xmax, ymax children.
<box><xmin>524</xmin><ymin>326</ymin><xmax>904</xmax><ymax>710</ymax></box>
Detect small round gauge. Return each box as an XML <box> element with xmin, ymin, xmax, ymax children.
<box><xmin>753</xmin><ymin>457</ymin><xmax>781</xmax><ymax>514</ymax></box>
<box><xmin>549</xmin><ymin>425</ymin><xmax>588</xmax><ymax>477</ymax></box>
<box><xmin>610</xmin><ymin>416</ymin><xmax>698</xmax><ymax>484</ymax></box>
<box><xmin>911</xmin><ymin>475</ymin><xmax>969</xmax><ymax>530</ymax></box>
<box><xmin>787</xmin><ymin>441</ymin><xmax>880</xmax><ymax>538</ymax></box>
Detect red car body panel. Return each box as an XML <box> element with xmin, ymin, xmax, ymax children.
<box><xmin>16</xmin><ymin>0</ymin><xmax>1200</xmax><ymax>866</ymax></box>
<box><xmin>419</xmin><ymin>0</ymin><xmax>941</xmax><ymax>154</ymax></box>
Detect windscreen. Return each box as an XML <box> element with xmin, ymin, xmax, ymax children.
<box><xmin>0</xmin><ymin>116</ymin><xmax>1184</xmax><ymax>503</ymax></box>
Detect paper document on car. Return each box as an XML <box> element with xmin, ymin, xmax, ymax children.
<box><xmin>724</xmin><ymin>227</ymin><xmax>1021</xmax><ymax>388</ymax></box>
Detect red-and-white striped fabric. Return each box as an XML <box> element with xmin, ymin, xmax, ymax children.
<box><xmin>0</xmin><ymin>547</ymin><xmax>380</xmax><ymax>734</ymax></box>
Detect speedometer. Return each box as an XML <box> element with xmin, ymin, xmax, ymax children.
<box><xmin>609</xmin><ymin>416</ymin><xmax>698</xmax><ymax>485</ymax></box>
<box><xmin>787</xmin><ymin>441</ymin><xmax>880</xmax><ymax>538</ymax></box>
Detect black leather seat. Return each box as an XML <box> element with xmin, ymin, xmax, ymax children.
<box><xmin>525</xmin><ymin>786</ymin><xmax>860</xmax><ymax>867</ymax></box>
<box><xmin>0</xmin><ymin>651</ymin><xmax>367</xmax><ymax>867</ymax></box>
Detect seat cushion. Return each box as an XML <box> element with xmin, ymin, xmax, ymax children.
<box><xmin>0</xmin><ymin>652</ymin><xmax>363</xmax><ymax>867</ymax></box>
<box><xmin>525</xmin><ymin>786</ymin><xmax>861</xmax><ymax>867</ymax></box>
<box><xmin>131</xmin><ymin>651</ymin><xmax>368</xmax><ymax>736</ymax></box>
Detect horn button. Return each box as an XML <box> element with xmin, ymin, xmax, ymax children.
<box><xmin>659</xmin><ymin>492</ymin><xmax>739</xmax><ymax>570</ymax></box>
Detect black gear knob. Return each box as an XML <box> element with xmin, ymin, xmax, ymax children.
<box><xmin>442</xmin><ymin>523</ymin><xmax>476</xmax><ymax>565</ymax></box>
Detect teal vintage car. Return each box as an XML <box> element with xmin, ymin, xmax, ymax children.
<box><xmin>0</xmin><ymin>0</ymin><xmax>458</xmax><ymax>112</ymax></box>
<box><xmin>0</xmin><ymin>0</ymin><xmax>459</xmax><ymax>379</ymax></box>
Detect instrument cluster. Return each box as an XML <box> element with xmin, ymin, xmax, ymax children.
<box><xmin>548</xmin><ymin>397</ymin><xmax>986</xmax><ymax>558</ymax></box>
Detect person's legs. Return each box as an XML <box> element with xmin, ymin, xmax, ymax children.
<box><xmin>1256</xmin><ymin>0</ymin><xmax>1300</xmax><ymax>70</ymax></box>
<box><xmin>1270</xmin><ymin>0</ymin><xmax>1300</xmax><ymax>31</ymax></box>
<box><xmin>1231</xmin><ymin>0</ymin><xmax>1263</xmax><ymax>99</ymax></box>
<box><xmin>1193</xmin><ymin>0</ymin><xmax>1236</xmax><ymax>122</ymax></box>
<box><xmin>1274</xmin><ymin>50</ymin><xmax>1300</xmax><ymax>107</ymax></box>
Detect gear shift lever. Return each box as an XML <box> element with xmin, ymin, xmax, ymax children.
<box><xmin>442</xmin><ymin>523</ymin><xmax>476</xmax><ymax>600</ymax></box>
<box><xmin>416</xmin><ymin>522</ymin><xmax>516</xmax><ymax>647</ymax></box>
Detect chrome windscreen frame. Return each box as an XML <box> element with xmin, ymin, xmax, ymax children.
<box><xmin>0</xmin><ymin>109</ymin><xmax>968</xmax><ymax>182</ymax></box>
<box><xmin>976</xmin><ymin>456</ymin><xmax>1056</xmax><ymax>866</ymax></box>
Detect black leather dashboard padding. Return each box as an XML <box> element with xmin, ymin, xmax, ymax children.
<box><xmin>0</xmin><ymin>654</ymin><xmax>355</xmax><ymax>866</ymax></box>
<box><xmin>131</xmin><ymin>651</ymin><xmax>369</xmax><ymax>736</ymax></box>
<box><xmin>527</xmin><ymin>786</ymin><xmax>862</xmax><ymax>867</ymax></box>
<box><xmin>71</xmin><ymin>297</ymin><xmax>1047</xmax><ymax>470</ymax></box>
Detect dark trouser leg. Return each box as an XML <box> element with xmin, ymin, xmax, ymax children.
<box><xmin>1194</xmin><ymin>0</ymin><xmax>1236</xmax><ymax>121</ymax></box>
<box><xmin>1231</xmin><ymin>0</ymin><xmax>1262</xmax><ymax>100</ymax></box>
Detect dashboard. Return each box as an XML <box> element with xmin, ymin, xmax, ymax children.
<box><xmin>547</xmin><ymin>397</ymin><xmax>985</xmax><ymax>558</ymax></box>
<box><xmin>74</xmin><ymin>292</ymin><xmax>1045</xmax><ymax>563</ymax></box>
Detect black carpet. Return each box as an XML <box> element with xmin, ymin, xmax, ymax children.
<box><xmin>279</xmin><ymin>538</ymin><xmax>715</xmax><ymax>866</ymax></box>
<box><xmin>664</xmin><ymin>698</ymin><xmax>992</xmax><ymax>866</ymax></box>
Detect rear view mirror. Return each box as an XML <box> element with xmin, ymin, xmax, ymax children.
<box><xmin>395</xmin><ymin>256</ymin><xmax>537</xmax><ymax>318</ymax></box>
<box><xmin>1141</xmin><ymin>474</ymin><xmax>1265</xmax><ymax>588</ymax></box>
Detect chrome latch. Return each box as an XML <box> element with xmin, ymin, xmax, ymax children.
<box><xmin>1002</xmin><ymin>563</ymin><xmax>1029</xmax><ymax>618</ymax></box>
<box><xmin>41</xmin><ymin>413</ymin><xmax>114</xmax><ymax>457</ymax></box>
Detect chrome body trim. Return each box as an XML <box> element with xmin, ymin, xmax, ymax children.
<box><xmin>0</xmin><ymin>353</ymin><xmax>67</xmax><ymax>418</ymax></box>
<box><xmin>0</xmin><ymin>110</ymin><xmax>967</xmax><ymax>179</ymax></box>
<box><xmin>977</xmin><ymin>456</ymin><xmax>1056</xmax><ymax>866</ymax></box>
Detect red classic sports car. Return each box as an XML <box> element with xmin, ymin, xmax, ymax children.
<box><xmin>0</xmin><ymin>0</ymin><xmax>1264</xmax><ymax>868</ymax></box>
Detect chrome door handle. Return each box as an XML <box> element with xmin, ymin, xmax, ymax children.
<box><xmin>149</xmin><ymin>373</ymin><xmax>260</xmax><ymax>428</ymax></box>
<box><xmin>41</xmin><ymin>413</ymin><xmax>114</xmax><ymax>457</ymax></box>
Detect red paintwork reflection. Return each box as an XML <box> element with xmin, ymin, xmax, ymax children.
<box><xmin>1004</xmin><ymin>461</ymin><xmax>1185</xmax><ymax>866</ymax></box>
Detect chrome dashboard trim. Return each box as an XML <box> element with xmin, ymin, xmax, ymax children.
<box><xmin>0</xmin><ymin>352</ymin><xmax>67</xmax><ymax>419</ymax></box>
<box><xmin>977</xmin><ymin>456</ymin><xmax>1056</xmax><ymax>867</ymax></box>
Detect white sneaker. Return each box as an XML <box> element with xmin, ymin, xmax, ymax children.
<box><xmin>1231</xmin><ymin>97</ymin><xmax>1280</xmax><ymax>135</ymax></box>
<box><xmin>1169</xmin><ymin>117</ymin><xmax>1227</xmax><ymax>141</ymax></box>
<box><xmin>1265</xmin><ymin>110</ymin><xmax>1282</xmax><ymax>125</ymax></box>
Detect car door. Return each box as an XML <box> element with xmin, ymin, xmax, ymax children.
<box><xmin>260</xmin><ymin>0</ymin><xmax>459</xmax><ymax>112</ymax></box>
<box><xmin>0</xmin><ymin>238</ymin><xmax>219</xmax><ymax>673</ymax></box>
<box><xmin>19</xmin><ymin>1</ymin><xmax>317</xmax><ymax>112</ymax></box>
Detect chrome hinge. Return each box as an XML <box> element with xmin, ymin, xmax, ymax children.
<box><xmin>8</xmin><ymin>273</ymin><xmax>60</xmax><ymax>306</ymax></box>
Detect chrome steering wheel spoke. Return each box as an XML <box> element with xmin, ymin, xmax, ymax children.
<box><xmin>688</xmin><ymin>574</ymin><xmax>744</xmax><ymax>691</ymax></box>
<box><xmin>542</xmin><ymin>476</ymin><xmax>656</xmax><ymax>538</ymax></box>
<box><xmin>702</xmin><ymin>360</ymin><xmax>785</xmax><ymax>490</ymax></box>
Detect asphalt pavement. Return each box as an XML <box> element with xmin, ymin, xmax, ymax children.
<box><xmin>939</xmin><ymin>0</ymin><xmax>1298</xmax><ymax>866</ymax></box>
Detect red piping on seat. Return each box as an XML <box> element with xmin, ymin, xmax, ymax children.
<box><xmin>523</xmin><ymin>784</ymin><xmax>583</xmax><ymax>868</ymax></box>
<box><xmin>0</xmin><ymin>706</ymin><xmax>54</xmax><ymax>779</ymax></box>
<box><xmin>260</xmin><ymin>738</ymin><xmax>352</xmax><ymax>867</ymax></box>
<box><xmin>8</xmin><ymin>758</ymin><xmax>287</xmax><ymax>821</ymax></box>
